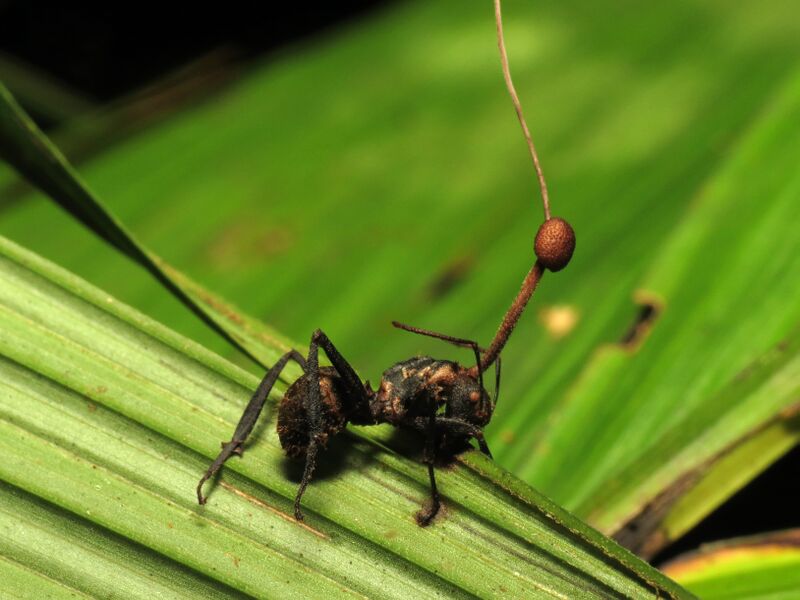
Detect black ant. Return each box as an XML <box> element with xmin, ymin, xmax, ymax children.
<box><xmin>196</xmin><ymin>0</ymin><xmax>576</xmax><ymax>525</ymax></box>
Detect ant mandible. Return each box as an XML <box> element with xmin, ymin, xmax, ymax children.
<box><xmin>196</xmin><ymin>0</ymin><xmax>576</xmax><ymax>525</ymax></box>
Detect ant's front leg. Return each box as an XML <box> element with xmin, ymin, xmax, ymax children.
<box><xmin>197</xmin><ymin>349</ymin><xmax>306</xmax><ymax>504</ymax></box>
<box><xmin>410</xmin><ymin>416</ymin><xmax>493</xmax><ymax>458</ymax></box>
<box><xmin>293</xmin><ymin>329</ymin><xmax>368</xmax><ymax>521</ymax></box>
<box><xmin>435</xmin><ymin>417</ymin><xmax>493</xmax><ymax>459</ymax></box>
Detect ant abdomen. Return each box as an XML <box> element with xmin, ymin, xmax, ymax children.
<box><xmin>277</xmin><ymin>367</ymin><xmax>348</xmax><ymax>458</ymax></box>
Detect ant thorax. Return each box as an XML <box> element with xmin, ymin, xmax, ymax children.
<box><xmin>372</xmin><ymin>357</ymin><xmax>493</xmax><ymax>428</ymax></box>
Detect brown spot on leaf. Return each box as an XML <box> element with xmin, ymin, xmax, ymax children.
<box><xmin>192</xmin><ymin>288</ymin><xmax>245</xmax><ymax>326</ymax></box>
<box><xmin>220</xmin><ymin>482</ymin><xmax>327</xmax><ymax>539</ymax></box>
<box><xmin>620</xmin><ymin>296</ymin><xmax>660</xmax><ymax>350</ymax></box>
<box><xmin>779</xmin><ymin>402</ymin><xmax>800</xmax><ymax>419</ymax></box>
<box><xmin>205</xmin><ymin>219</ymin><xmax>295</xmax><ymax>269</ymax></box>
<box><xmin>224</xmin><ymin>552</ymin><xmax>241</xmax><ymax>568</ymax></box>
<box><xmin>499</xmin><ymin>430</ymin><xmax>515</xmax><ymax>444</ymax></box>
<box><xmin>427</xmin><ymin>254</ymin><xmax>475</xmax><ymax>299</ymax></box>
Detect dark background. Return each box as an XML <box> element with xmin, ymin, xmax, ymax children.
<box><xmin>0</xmin><ymin>2</ymin><xmax>398</xmax><ymax>101</ymax></box>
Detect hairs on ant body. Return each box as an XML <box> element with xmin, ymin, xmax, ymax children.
<box><xmin>196</xmin><ymin>0</ymin><xmax>575</xmax><ymax>526</ymax></box>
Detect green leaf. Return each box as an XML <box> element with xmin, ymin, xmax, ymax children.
<box><xmin>0</xmin><ymin>234</ymin><xmax>689</xmax><ymax>597</ymax></box>
<box><xmin>662</xmin><ymin>530</ymin><xmax>800</xmax><ymax>599</ymax></box>
<box><xmin>658</xmin><ymin>408</ymin><xmax>800</xmax><ymax>552</ymax></box>
<box><xmin>529</xmin><ymin>66</ymin><xmax>800</xmax><ymax>556</ymax></box>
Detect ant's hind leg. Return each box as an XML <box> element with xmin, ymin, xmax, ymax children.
<box><xmin>310</xmin><ymin>329</ymin><xmax>369</xmax><ymax>405</ymax></box>
<box><xmin>197</xmin><ymin>349</ymin><xmax>305</xmax><ymax>505</ymax></box>
<box><xmin>294</xmin><ymin>329</ymin><xmax>368</xmax><ymax>521</ymax></box>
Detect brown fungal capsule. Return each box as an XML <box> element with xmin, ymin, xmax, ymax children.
<box><xmin>534</xmin><ymin>217</ymin><xmax>575</xmax><ymax>272</ymax></box>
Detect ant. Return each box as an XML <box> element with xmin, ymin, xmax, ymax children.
<box><xmin>196</xmin><ymin>0</ymin><xmax>576</xmax><ymax>525</ymax></box>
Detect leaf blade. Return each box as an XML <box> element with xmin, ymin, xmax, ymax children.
<box><xmin>662</xmin><ymin>530</ymin><xmax>800</xmax><ymax>599</ymax></box>
<box><xmin>0</xmin><ymin>234</ymin><xmax>690</xmax><ymax>598</ymax></box>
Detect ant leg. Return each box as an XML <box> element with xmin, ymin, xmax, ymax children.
<box><xmin>410</xmin><ymin>416</ymin><xmax>493</xmax><ymax>459</ymax></box>
<box><xmin>294</xmin><ymin>439</ymin><xmax>319</xmax><ymax>521</ymax></box>
<box><xmin>435</xmin><ymin>417</ymin><xmax>493</xmax><ymax>459</ymax></box>
<box><xmin>310</xmin><ymin>329</ymin><xmax>369</xmax><ymax>406</ymax></box>
<box><xmin>197</xmin><ymin>349</ymin><xmax>306</xmax><ymax>504</ymax></box>
<box><xmin>294</xmin><ymin>329</ymin><xmax>367</xmax><ymax>521</ymax></box>
<box><xmin>417</xmin><ymin>398</ymin><xmax>441</xmax><ymax>526</ymax></box>
<box><xmin>294</xmin><ymin>333</ymin><xmax>324</xmax><ymax>521</ymax></box>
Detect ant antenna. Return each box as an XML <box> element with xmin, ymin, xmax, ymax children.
<box><xmin>392</xmin><ymin>320</ymin><xmax>503</xmax><ymax>405</ymax></box>
<box><xmin>474</xmin><ymin>0</ymin><xmax>576</xmax><ymax>374</ymax></box>
<box><xmin>392</xmin><ymin>320</ymin><xmax>485</xmax><ymax>391</ymax></box>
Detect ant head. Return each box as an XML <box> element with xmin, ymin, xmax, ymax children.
<box><xmin>448</xmin><ymin>368</ymin><xmax>494</xmax><ymax>427</ymax></box>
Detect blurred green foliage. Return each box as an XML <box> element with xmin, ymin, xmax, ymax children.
<box><xmin>664</xmin><ymin>530</ymin><xmax>800</xmax><ymax>599</ymax></box>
